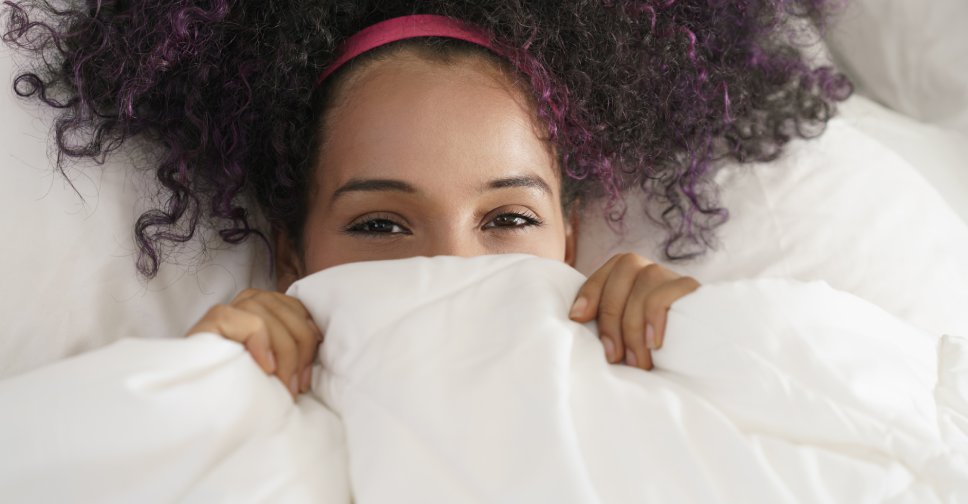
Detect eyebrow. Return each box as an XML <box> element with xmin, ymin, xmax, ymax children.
<box><xmin>331</xmin><ymin>178</ymin><xmax>418</xmax><ymax>203</ymax></box>
<box><xmin>330</xmin><ymin>174</ymin><xmax>554</xmax><ymax>204</ymax></box>
<box><xmin>484</xmin><ymin>175</ymin><xmax>553</xmax><ymax>196</ymax></box>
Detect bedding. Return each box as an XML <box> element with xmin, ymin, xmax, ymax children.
<box><xmin>575</xmin><ymin>117</ymin><xmax>968</xmax><ymax>340</ymax></box>
<box><xmin>1</xmin><ymin>4</ymin><xmax>967</xmax><ymax>502</ymax></box>
<box><xmin>5</xmin><ymin>99</ymin><xmax>968</xmax><ymax>380</ymax></box>
<box><xmin>3</xmin><ymin>255</ymin><xmax>967</xmax><ymax>502</ymax></box>
<box><xmin>825</xmin><ymin>0</ymin><xmax>968</xmax><ymax>134</ymax></box>
<box><xmin>0</xmin><ymin>46</ymin><xmax>274</xmax><ymax>378</ymax></box>
<box><xmin>839</xmin><ymin>95</ymin><xmax>968</xmax><ymax>223</ymax></box>
<box><xmin>5</xmin><ymin>33</ymin><xmax>968</xmax><ymax>379</ymax></box>
<box><xmin>0</xmin><ymin>333</ymin><xmax>350</xmax><ymax>503</ymax></box>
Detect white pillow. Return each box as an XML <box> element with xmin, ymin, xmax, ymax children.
<box><xmin>576</xmin><ymin>117</ymin><xmax>968</xmax><ymax>339</ymax></box>
<box><xmin>840</xmin><ymin>94</ymin><xmax>968</xmax><ymax>224</ymax></box>
<box><xmin>825</xmin><ymin>0</ymin><xmax>968</xmax><ymax>133</ymax></box>
<box><xmin>0</xmin><ymin>49</ymin><xmax>271</xmax><ymax>379</ymax></box>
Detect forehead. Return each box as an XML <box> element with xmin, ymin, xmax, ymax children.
<box><xmin>315</xmin><ymin>50</ymin><xmax>559</xmax><ymax>194</ymax></box>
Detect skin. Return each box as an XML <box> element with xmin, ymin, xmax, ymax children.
<box><xmin>187</xmin><ymin>49</ymin><xmax>700</xmax><ymax>397</ymax></box>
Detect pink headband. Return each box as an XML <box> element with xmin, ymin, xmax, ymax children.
<box><xmin>316</xmin><ymin>14</ymin><xmax>498</xmax><ymax>86</ymax></box>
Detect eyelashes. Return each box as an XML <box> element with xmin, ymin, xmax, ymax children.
<box><xmin>481</xmin><ymin>210</ymin><xmax>544</xmax><ymax>230</ymax></box>
<box><xmin>343</xmin><ymin>210</ymin><xmax>544</xmax><ymax>237</ymax></box>
<box><xmin>344</xmin><ymin>213</ymin><xmax>412</xmax><ymax>236</ymax></box>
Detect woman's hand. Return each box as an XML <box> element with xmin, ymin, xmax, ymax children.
<box><xmin>569</xmin><ymin>253</ymin><xmax>700</xmax><ymax>371</ymax></box>
<box><xmin>185</xmin><ymin>289</ymin><xmax>322</xmax><ymax>398</ymax></box>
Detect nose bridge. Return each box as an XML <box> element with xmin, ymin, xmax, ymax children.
<box><xmin>424</xmin><ymin>223</ymin><xmax>483</xmax><ymax>258</ymax></box>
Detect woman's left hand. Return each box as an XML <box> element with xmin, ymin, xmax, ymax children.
<box><xmin>569</xmin><ymin>253</ymin><xmax>700</xmax><ymax>371</ymax></box>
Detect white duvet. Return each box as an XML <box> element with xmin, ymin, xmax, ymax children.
<box><xmin>2</xmin><ymin>255</ymin><xmax>967</xmax><ymax>503</ymax></box>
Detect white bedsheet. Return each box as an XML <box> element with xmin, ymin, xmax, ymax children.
<box><xmin>0</xmin><ymin>335</ymin><xmax>349</xmax><ymax>503</ymax></box>
<box><xmin>2</xmin><ymin>255</ymin><xmax>966</xmax><ymax>502</ymax></box>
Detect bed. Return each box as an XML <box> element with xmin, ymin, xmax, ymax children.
<box><xmin>1</xmin><ymin>0</ymin><xmax>967</xmax><ymax>502</ymax></box>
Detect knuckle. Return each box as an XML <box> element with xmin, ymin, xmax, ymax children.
<box><xmin>603</xmin><ymin>253</ymin><xmax>623</xmax><ymax>268</ymax></box>
<box><xmin>622</xmin><ymin>252</ymin><xmax>650</xmax><ymax>267</ymax></box>
<box><xmin>615</xmin><ymin>253</ymin><xmax>639</xmax><ymax>271</ymax></box>
<box><xmin>233</xmin><ymin>297</ymin><xmax>259</xmax><ymax>310</ymax></box>
<box><xmin>638</xmin><ymin>263</ymin><xmax>664</xmax><ymax>283</ymax></box>
<box><xmin>266</xmin><ymin>291</ymin><xmax>291</xmax><ymax>303</ymax></box>
<box><xmin>677</xmin><ymin>276</ymin><xmax>701</xmax><ymax>292</ymax></box>
<box><xmin>622</xmin><ymin>317</ymin><xmax>644</xmax><ymax>336</ymax></box>
<box><xmin>283</xmin><ymin>294</ymin><xmax>309</xmax><ymax>309</ymax></box>
<box><xmin>208</xmin><ymin>303</ymin><xmax>233</xmax><ymax>320</ymax></box>
<box><xmin>278</xmin><ymin>297</ymin><xmax>311</xmax><ymax>319</ymax></box>
<box><xmin>249</xmin><ymin>316</ymin><xmax>269</xmax><ymax>335</ymax></box>
<box><xmin>235</xmin><ymin>288</ymin><xmax>260</xmax><ymax>300</ymax></box>
<box><xmin>271</xmin><ymin>328</ymin><xmax>297</xmax><ymax>349</ymax></box>
<box><xmin>617</xmin><ymin>252</ymin><xmax>637</xmax><ymax>264</ymax></box>
<box><xmin>290</xmin><ymin>325</ymin><xmax>311</xmax><ymax>342</ymax></box>
<box><xmin>237</xmin><ymin>288</ymin><xmax>278</xmax><ymax>305</ymax></box>
<box><xmin>598</xmin><ymin>304</ymin><xmax>623</xmax><ymax>320</ymax></box>
<box><xmin>622</xmin><ymin>331</ymin><xmax>644</xmax><ymax>349</ymax></box>
<box><xmin>642</xmin><ymin>297</ymin><xmax>668</xmax><ymax>320</ymax></box>
<box><xmin>598</xmin><ymin>320</ymin><xmax>622</xmax><ymax>339</ymax></box>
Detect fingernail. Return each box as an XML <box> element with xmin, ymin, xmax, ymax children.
<box><xmin>266</xmin><ymin>351</ymin><xmax>277</xmax><ymax>373</ymax></box>
<box><xmin>300</xmin><ymin>366</ymin><xmax>312</xmax><ymax>393</ymax></box>
<box><xmin>289</xmin><ymin>375</ymin><xmax>299</xmax><ymax>397</ymax></box>
<box><xmin>625</xmin><ymin>350</ymin><xmax>638</xmax><ymax>367</ymax></box>
<box><xmin>600</xmin><ymin>336</ymin><xmax>615</xmax><ymax>361</ymax></box>
<box><xmin>646</xmin><ymin>324</ymin><xmax>657</xmax><ymax>350</ymax></box>
<box><xmin>570</xmin><ymin>296</ymin><xmax>587</xmax><ymax>318</ymax></box>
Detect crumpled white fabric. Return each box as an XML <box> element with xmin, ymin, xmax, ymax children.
<box><xmin>290</xmin><ymin>254</ymin><xmax>968</xmax><ymax>503</ymax></box>
<box><xmin>0</xmin><ymin>334</ymin><xmax>349</xmax><ymax>503</ymax></box>
<box><xmin>2</xmin><ymin>254</ymin><xmax>966</xmax><ymax>503</ymax></box>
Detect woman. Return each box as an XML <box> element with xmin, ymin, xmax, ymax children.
<box><xmin>3</xmin><ymin>1</ymin><xmax>850</xmax><ymax>394</ymax></box>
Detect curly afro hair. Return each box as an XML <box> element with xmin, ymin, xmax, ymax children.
<box><xmin>3</xmin><ymin>0</ymin><xmax>851</xmax><ymax>277</ymax></box>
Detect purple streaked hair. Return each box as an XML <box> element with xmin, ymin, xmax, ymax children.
<box><xmin>3</xmin><ymin>0</ymin><xmax>851</xmax><ymax>277</ymax></box>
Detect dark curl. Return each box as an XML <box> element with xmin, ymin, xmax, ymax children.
<box><xmin>3</xmin><ymin>0</ymin><xmax>851</xmax><ymax>277</ymax></box>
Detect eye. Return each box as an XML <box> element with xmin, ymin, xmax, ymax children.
<box><xmin>482</xmin><ymin>210</ymin><xmax>544</xmax><ymax>231</ymax></box>
<box><xmin>345</xmin><ymin>215</ymin><xmax>411</xmax><ymax>236</ymax></box>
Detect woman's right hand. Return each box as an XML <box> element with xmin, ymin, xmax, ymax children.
<box><xmin>186</xmin><ymin>289</ymin><xmax>323</xmax><ymax>398</ymax></box>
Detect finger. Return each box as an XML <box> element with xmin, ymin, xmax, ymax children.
<box><xmin>620</xmin><ymin>264</ymin><xmax>671</xmax><ymax>344</ymax></box>
<box><xmin>624</xmin><ymin>341</ymin><xmax>654</xmax><ymax>371</ymax></box>
<box><xmin>596</xmin><ymin>255</ymin><xmax>651</xmax><ymax>363</ymax></box>
<box><xmin>640</xmin><ymin>347</ymin><xmax>654</xmax><ymax>370</ymax></box>
<box><xmin>621</xmin><ymin>263</ymin><xmax>681</xmax><ymax>347</ymax></box>
<box><xmin>257</xmin><ymin>293</ymin><xmax>321</xmax><ymax>392</ymax></box>
<box><xmin>297</xmin><ymin>318</ymin><xmax>323</xmax><ymax>393</ymax></box>
<box><xmin>622</xmin><ymin>269</ymin><xmax>666</xmax><ymax>370</ymax></box>
<box><xmin>231</xmin><ymin>288</ymin><xmax>263</xmax><ymax>303</ymax></box>
<box><xmin>643</xmin><ymin>277</ymin><xmax>701</xmax><ymax>350</ymax></box>
<box><xmin>269</xmin><ymin>329</ymin><xmax>301</xmax><ymax>398</ymax></box>
<box><xmin>188</xmin><ymin>304</ymin><xmax>276</xmax><ymax>374</ymax></box>
<box><xmin>220</xmin><ymin>286</ymin><xmax>277</xmax><ymax>368</ymax></box>
<box><xmin>234</xmin><ymin>298</ymin><xmax>301</xmax><ymax>397</ymax></box>
<box><xmin>256</xmin><ymin>293</ymin><xmax>319</xmax><ymax>359</ymax></box>
<box><xmin>569</xmin><ymin>254</ymin><xmax>622</xmax><ymax>323</ymax></box>
<box><xmin>621</xmin><ymin>326</ymin><xmax>653</xmax><ymax>371</ymax></box>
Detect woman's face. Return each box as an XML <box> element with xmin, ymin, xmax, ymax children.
<box><xmin>276</xmin><ymin>50</ymin><xmax>574</xmax><ymax>288</ymax></box>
